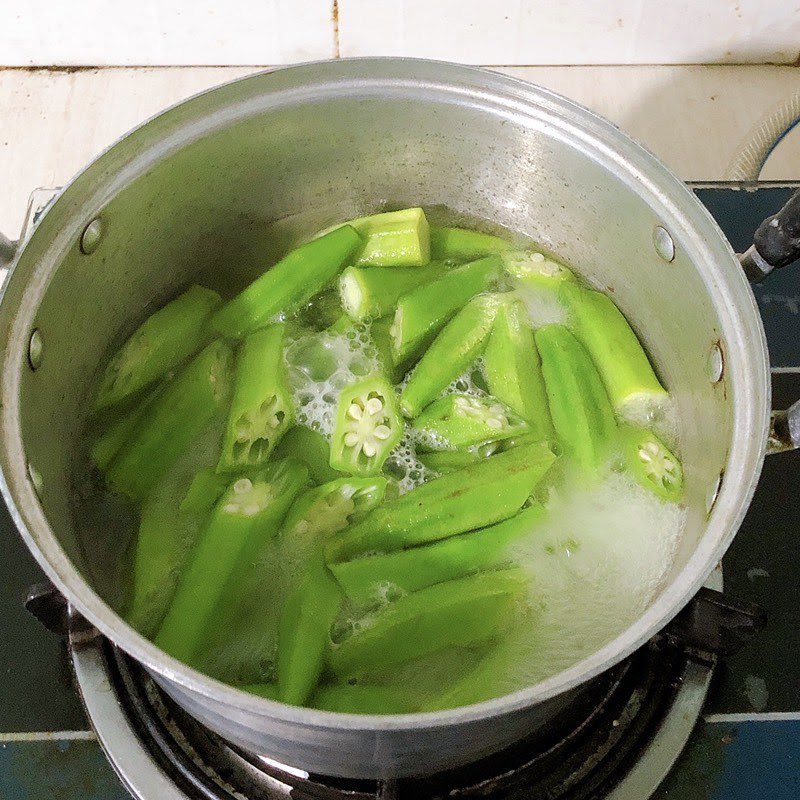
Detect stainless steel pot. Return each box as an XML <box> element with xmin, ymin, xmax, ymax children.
<box><xmin>1</xmin><ymin>59</ymin><xmax>798</xmax><ymax>779</ymax></box>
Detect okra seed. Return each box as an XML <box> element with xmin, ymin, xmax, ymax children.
<box><xmin>365</xmin><ymin>397</ymin><xmax>383</xmax><ymax>415</ymax></box>
<box><xmin>363</xmin><ymin>441</ymin><xmax>377</xmax><ymax>457</ymax></box>
<box><xmin>344</xmin><ymin>432</ymin><xmax>361</xmax><ymax>447</ymax></box>
<box><xmin>374</xmin><ymin>425</ymin><xmax>391</xmax><ymax>440</ymax></box>
<box><xmin>233</xmin><ymin>478</ymin><xmax>253</xmax><ymax>494</ymax></box>
<box><xmin>347</xmin><ymin>403</ymin><xmax>363</xmax><ymax>420</ymax></box>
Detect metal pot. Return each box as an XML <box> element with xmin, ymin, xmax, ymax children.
<box><xmin>1</xmin><ymin>59</ymin><xmax>798</xmax><ymax>779</ymax></box>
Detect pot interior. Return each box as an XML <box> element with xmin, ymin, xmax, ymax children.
<box><xmin>2</xmin><ymin>62</ymin><xmax>766</xmax><ymax>695</ymax></box>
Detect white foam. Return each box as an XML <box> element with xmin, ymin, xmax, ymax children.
<box><xmin>515</xmin><ymin>283</ymin><xmax>570</xmax><ymax>328</ymax></box>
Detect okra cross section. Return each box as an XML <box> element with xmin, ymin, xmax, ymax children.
<box><xmin>390</xmin><ymin>256</ymin><xmax>500</xmax><ymax>366</ymax></box>
<box><xmin>331</xmin><ymin>505</ymin><xmax>545</xmax><ymax>609</ymax></box>
<box><xmin>154</xmin><ymin>459</ymin><xmax>309</xmax><ymax>664</ymax></box>
<box><xmin>326</xmin><ymin>441</ymin><xmax>555</xmax><ymax>562</ymax></box>
<box><xmin>413</xmin><ymin>393</ymin><xmax>529</xmax><ymax>450</ymax></box>
<box><xmin>619</xmin><ymin>425</ymin><xmax>683</xmax><ymax>502</ymax></box>
<box><xmin>400</xmin><ymin>293</ymin><xmax>502</xmax><ymax>418</ymax></box>
<box><xmin>212</xmin><ymin>225</ymin><xmax>362</xmax><ymax>339</ymax></box>
<box><xmin>560</xmin><ymin>282</ymin><xmax>667</xmax><ymax>415</ymax></box>
<box><xmin>535</xmin><ymin>324</ymin><xmax>617</xmax><ymax>471</ymax></box>
<box><xmin>95</xmin><ymin>285</ymin><xmax>222</xmax><ymax>410</ymax></box>
<box><xmin>482</xmin><ymin>297</ymin><xmax>554</xmax><ymax>440</ymax></box>
<box><xmin>327</xmin><ymin>568</ymin><xmax>527</xmax><ymax>679</ymax></box>
<box><xmin>329</xmin><ymin>377</ymin><xmax>403</xmax><ymax>476</ymax></box>
<box><xmin>218</xmin><ymin>324</ymin><xmax>294</xmax><ymax>472</ymax></box>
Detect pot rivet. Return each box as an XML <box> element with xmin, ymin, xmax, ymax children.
<box><xmin>80</xmin><ymin>217</ymin><xmax>104</xmax><ymax>254</ymax></box>
<box><xmin>28</xmin><ymin>329</ymin><xmax>43</xmax><ymax>370</ymax></box>
<box><xmin>28</xmin><ymin>462</ymin><xmax>43</xmax><ymax>497</ymax></box>
<box><xmin>706</xmin><ymin>473</ymin><xmax>722</xmax><ymax>514</ymax></box>
<box><xmin>653</xmin><ymin>225</ymin><xmax>675</xmax><ymax>262</ymax></box>
<box><xmin>707</xmin><ymin>343</ymin><xmax>724</xmax><ymax>383</ymax></box>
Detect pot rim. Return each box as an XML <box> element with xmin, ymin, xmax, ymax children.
<box><xmin>0</xmin><ymin>57</ymin><xmax>770</xmax><ymax>733</ymax></box>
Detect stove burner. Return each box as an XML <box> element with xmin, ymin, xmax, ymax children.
<box><xmin>73</xmin><ymin>633</ymin><xmax>713</xmax><ymax>800</ymax></box>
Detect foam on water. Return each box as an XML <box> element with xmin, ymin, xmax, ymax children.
<box><xmin>515</xmin><ymin>283</ymin><xmax>570</xmax><ymax>328</ymax></box>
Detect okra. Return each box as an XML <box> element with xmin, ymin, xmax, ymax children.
<box><xmin>327</xmin><ymin>568</ymin><xmax>526</xmax><ymax>679</ymax></box>
<box><xmin>417</xmin><ymin>440</ymin><xmax>500</xmax><ymax>474</ymax></box>
<box><xmin>281</xmin><ymin>477</ymin><xmax>388</xmax><ymax>548</ymax></box>
<box><xmin>329</xmin><ymin>377</ymin><xmax>404</xmax><ymax>476</ymax></box>
<box><xmin>178</xmin><ymin>468</ymin><xmax>230</xmax><ymax>516</ymax></box>
<box><xmin>277</xmin><ymin>557</ymin><xmax>342</xmax><ymax>705</ymax></box>
<box><xmin>482</xmin><ymin>298</ymin><xmax>554</xmax><ymax>439</ymax></box>
<box><xmin>331</xmin><ymin>505</ymin><xmax>544</xmax><ymax>609</ymax></box>
<box><xmin>332</xmin><ymin>207</ymin><xmax>430</xmax><ymax>267</ymax></box>
<box><xmin>560</xmin><ymin>282</ymin><xmax>667</xmax><ymax>414</ymax></box>
<box><xmin>339</xmin><ymin>263</ymin><xmax>444</xmax><ymax>322</ymax></box>
<box><xmin>429</xmin><ymin>226</ymin><xmax>511</xmax><ymax>261</ymax></box>
<box><xmin>413</xmin><ymin>394</ymin><xmax>529</xmax><ymax>450</ymax></box>
<box><xmin>240</xmin><ymin>683</ymin><xmax>279</xmax><ymax>701</ymax></box>
<box><xmin>535</xmin><ymin>325</ymin><xmax>617</xmax><ymax>470</ymax></box>
<box><xmin>106</xmin><ymin>340</ymin><xmax>233</xmax><ymax>501</ymax></box>
<box><xmin>390</xmin><ymin>256</ymin><xmax>500</xmax><ymax>365</ymax></box>
<box><xmin>311</xmin><ymin>684</ymin><xmax>418</xmax><ymax>714</ymax></box>
<box><xmin>218</xmin><ymin>325</ymin><xmax>294</xmax><ymax>472</ymax></box>
<box><xmin>399</xmin><ymin>293</ymin><xmax>501</xmax><ymax>418</ymax></box>
<box><xmin>155</xmin><ymin>459</ymin><xmax>308</xmax><ymax>663</ymax></box>
<box><xmin>502</xmin><ymin>250</ymin><xmax>575</xmax><ymax>290</ymax></box>
<box><xmin>125</xmin><ymin>418</ymin><xmax>226</xmax><ymax>637</ymax></box>
<box><xmin>296</xmin><ymin>288</ymin><xmax>344</xmax><ymax>331</ymax></box>
<box><xmin>369</xmin><ymin>317</ymin><xmax>405</xmax><ymax>383</ymax></box>
<box><xmin>95</xmin><ymin>285</ymin><xmax>222</xmax><ymax>410</ymax></box>
<box><xmin>212</xmin><ymin>226</ymin><xmax>362</xmax><ymax>339</ymax></box>
<box><xmin>619</xmin><ymin>425</ymin><xmax>683</xmax><ymax>502</ymax></box>
<box><xmin>326</xmin><ymin>441</ymin><xmax>555</xmax><ymax>561</ymax></box>
<box><xmin>272</xmin><ymin>425</ymin><xmax>341</xmax><ymax>485</ymax></box>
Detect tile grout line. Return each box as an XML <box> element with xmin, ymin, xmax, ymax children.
<box><xmin>0</xmin><ymin>730</ymin><xmax>96</xmax><ymax>742</ymax></box>
<box><xmin>704</xmin><ymin>712</ymin><xmax>800</xmax><ymax>723</ymax></box>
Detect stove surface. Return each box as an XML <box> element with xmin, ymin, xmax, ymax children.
<box><xmin>1</xmin><ymin>185</ymin><xmax>799</xmax><ymax>799</ymax></box>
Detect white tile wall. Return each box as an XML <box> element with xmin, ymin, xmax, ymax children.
<box><xmin>0</xmin><ymin>0</ymin><xmax>798</xmax><ymax>66</ymax></box>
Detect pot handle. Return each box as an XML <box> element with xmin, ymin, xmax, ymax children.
<box><xmin>739</xmin><ymin>188</ymin><xmax>800</xmax><ymax>282</ymax></box>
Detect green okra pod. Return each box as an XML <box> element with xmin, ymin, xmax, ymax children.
<box><xmin>178</xmin><ymin>468</ymin><xmax>230</xmax><ymax>516</ymax></box>
<box><xmin>296</xmin><ymin>288</ymin><xmax>344</xmax><ymax>331</ymax></box>
<box><xmin>618</xmin><ymin>425</ymin><xmax>683</xmax><ymax>502</ymax></box>
<box><xmin>400</xmin><ymin>293</ymin><xmax>502</xmax><ymax>418</ymax></box>
<box><xmin>326</xmin><ymin>441</ymin><xmax>555</xmax><ymax>562</ymax></box>
<box><xmin>560</xmin><ymin>282</ymin><xmax>667</xmax><ymax>414</ymax></box>
<box><xmin>272</xmin><ymin>425</ymin><xmax>341</xmax><ymax>485</ymax></box>
<box><xmin>106</xmin><ymin>340</ymin><xmax>233</xmax><ymax>501</ymax></box>
<box><xmin>330</xmin><ymin>207</ymin><xmax>430</xmax><ymax>267</ymax></box>
<box><xmin>417</xmin><ymin>440</ymin><xmax>500</xmax><ymax>474</ymax></box>
<box><xmin>429</xmin><ymin>226</ymin><xmax>511</xmax><ymax>262</ymax></box>
<box><xmin>239</xmin><ymin>683</ymin><xmax>279</xmax><ymax>700</ymax></box>
<box><xmin>502</xmin><ymin>250</ymin><xmax>576</xmax><ymax>290</ymax></box>
<box><xmin>482</xmin><ymin>298</ymin><xmax>554</xmax><ymax>439</ymax></box>
<box><xmin>311</xmin><ymin>684</ymin><xmax>419</xmax><ymax>714</ymax></box>
<box><xmin>155</xmin><ymin>459</ymin><xmax>308</xmax><ymax>664</ymax></box>
<box><xmin>327</xmin><ymin>568</ymin><xmax>526</xmax><ymax>679</ymax></box>
<box><xmin>413</xmin><ymin>394</ymin><xmax>529</xmax><ymax>451</ymax></box>
<box><xmin>339</xmin><ymin>263</ymin><xmax>444</xmax><ymax>321</ymax></box>
<box><xmin>277</xmin><ymin>557</ymin><xmax>343</xmax><ymax>705</ymax></box>
<box><xmin>535</xmin><ymin>324</ymin><xmax>617</xmax><ymax>470</ymax></box>
<box><xmin>218</xmin><ymin>324</ymin><xmax>294</xmax><ymax>472</ymax></box>
<box><xmin>331</xmin><ymin>505</ymin><xmax>545</xmax><ymax>609</ymax></box>
<box><xmin>329</xmin><ymin>377</ymin><xmax>404</xmax><ymax>477</ymax></box>
<box><xmin>95</xmin><ymin>285</ymin><xmax>222</xmax><ymax>410</ymax></box>
<box><xmin>390</xmin><ymin>256</ymin><xmax>500</xmax><ymax>365</ymax></box>
<box><xmin>212</xmin><ymin>226</ymin><xmax>362</xmax><ymax>339</ymax></box>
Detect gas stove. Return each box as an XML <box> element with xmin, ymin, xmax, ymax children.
<box><xmin>1</xmin><ymin>184</ymin><xmax>799</xmax><ymax>800</ymax></box>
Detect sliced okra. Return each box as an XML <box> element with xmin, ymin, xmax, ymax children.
<box><xmin>329</xmin><ymin>377</ymin><xmax>403</xmax><ymax>477</ymax></box>
<box><xmin>155</xmin><ymin>459</ymin><xmax>308</xmax><ymax>664</ymax></box>
<box><xmin>369</xmin><ymin>317</ymin><xmax>405</xmax><ymax>384</ymax></box>
<box><xmin>95</xmin><ymin>285</ymin><xmax>222</xmax><ymax>410</ymax></box>
<box><xmin>619</xmin><ymin>425</ymin><xmax>683</xmax><ymax>502</ymax></box>
<box><xmin>560</xmin><ymin>282</ymin><xmax>667</xmax><ymax>414</ymax></box>
<box><xmin>212</xmin><ymin>226</ymin><xmax>362</xmax><ymax>339</ymax></box>
<box><xmin>106</xmin><ymin>340</ymin><xmax>233</xmax><ymax>501</ymax></box>
<box><xmin>218</xmin><ymin>324</ymin><xmax>294</xmax><ymax>472</ymax></box>
<box><xmin>482</xmin><ymin>298</ymin><xmax>554</xmax><ymax>440</ymax></box>
<box><xmin>331</xmin><ymin>505</ymin><xmax>544</xmax><ymax>609</ymax></box>
<box><xmin>272</xmin><ymin>425</ymin><xmax>342</xmax><ymax>485</ymax></box>
<box><xmin>178</xmin><ymin>468</ymin><xmax>230</xmax><ymax>516</ymax></box>
<box><xmin>311</xmin><ymin>683</ymin><xmax>418</xmax><ymax>714</ymax></box>
<box><xmin>327</xmin><ymin>568</ymin><xmax>526</xmax><ymax>679</ymax></box>
<box><xmin>413</xmin><ymin>393</ymin><xmax>529</xmax><ymax>451</ymax></box>
<box><xmin>417</xmin><ymin>440</ymin><xmax>500</xmax><ymax>474</ymax></box>
<box><xmin>390</xmin><ymin>256</ymin><xmax>500</xmax><ymax>365</ymax></box>
<box><xmin>501</xmin><ymin>250</ymin><xmax>576</xmax><ymax>290</ymax></box>
<box><xmin>399</xmin><ymin>293</ymin><xmax>501</xmax><ymax>419</ymax></box>
<box><xmin>339</xmin><ymin>263</ymin><xmax>443</xmax><ymax>321</ymax></box>
<box><xmin>429</xmin><ymin>226</ymin><xmax>512</xmax><ymax>261</ymax></box>
<box><xmin>535</xmin><ymin>324</ymin><xmax>617</xmax><ymax>471</ymax></box>
<box><xmin>337</xmin><ymin>207</ymin><xmax>431</xmax><ymax>267</ymax></box>
<box><xmin>325</xmin><ymin>441</ymin><xmax>555</xmax><ymax>561</ymax></box>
